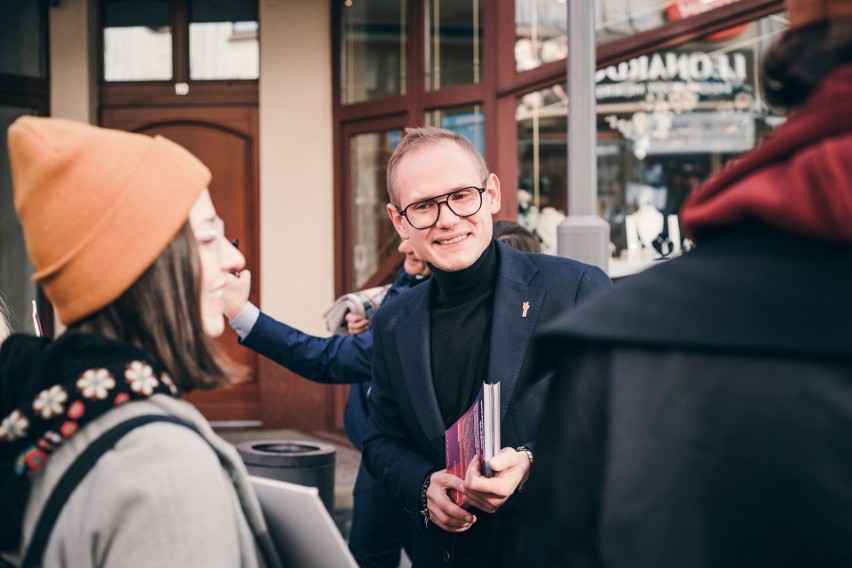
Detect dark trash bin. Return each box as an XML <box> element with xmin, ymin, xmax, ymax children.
<box><xmin>237</xmin><ymin>440</ymin><xmax>336</xmax><ymax>513</ymax></box>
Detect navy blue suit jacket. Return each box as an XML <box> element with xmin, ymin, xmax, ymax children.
<box><xmin>240</xmin><ymin>270</ymin><xmax>424</xmax><ymax>450</ymax></box>
<box><xmin>362</xmin><ymin>241</ymin><xmax>611</xmax><ymax>564</ymax></box>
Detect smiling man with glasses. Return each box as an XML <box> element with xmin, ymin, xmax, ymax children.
<box><xmin>361</xmin><ymin>127</ymin><xmax>612</xmax><ymax>567</ymax></box>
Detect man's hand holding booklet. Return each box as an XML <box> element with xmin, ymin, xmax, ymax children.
<box><xmin>444</xmin><ymin>381</ymin><xmax>500</xmax><ymax>507</ymax></box>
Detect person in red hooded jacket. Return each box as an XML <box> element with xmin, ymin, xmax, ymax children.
<box><xmin>517</xmin><ymin>1</ymin><xmax>852</xmax><ymax>566</ymax></box>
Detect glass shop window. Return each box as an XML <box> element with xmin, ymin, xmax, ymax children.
<box><xmin>425</xmin><ymin>0</ymin><xmax>483</xmax><ymax>90</ymax></box>
<box><xmin>341</xmin><ymin>0</ymin><xmax>407</xmax><ymax>104</ymax></box>
<box><xmin>189</xmin><ymin>0</ymin><xmax>259</xmax><ymax>80</ymax></box>
<box><xmin>103</xmin><ymin>0</ymin><xmax>173</xmax><ymax>81</ymax></box>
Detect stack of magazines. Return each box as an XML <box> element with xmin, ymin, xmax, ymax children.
<box><xmin>445</xmin><ymin>381</ymin><xmax>501</xmax><ymax>506</ymax></box>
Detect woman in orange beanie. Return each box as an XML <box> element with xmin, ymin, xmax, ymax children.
<box><xmin>0</xmin><ymin>117</ymin><xmax>281</xmax><ymax>567</ymax></box>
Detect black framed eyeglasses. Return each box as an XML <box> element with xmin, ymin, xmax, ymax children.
<box><xmin>397</xmin><ymin>185</ymin><xmax>486</xmax><ymax>230</ymax></box>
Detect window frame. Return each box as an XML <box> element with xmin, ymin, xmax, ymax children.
<box><xmin>338</xmin><ymin>116</ymin><xmax>409</xmax><ymax>292</ymax></box>
<box><xmin>98</xmin><ymin>0</ymin><xmax>259</xmax><ymax>109</ymax></box>
<box><xmin>331</xmin><ymin>0</ymin><xmax>784</xmax><ymax>292</ymax></box>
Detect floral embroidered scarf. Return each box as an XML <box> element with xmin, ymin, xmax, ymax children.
<box><xmin>0</xmin><ymin>332</ymin><xmax>179</xmax><ymax>552</ymax></box>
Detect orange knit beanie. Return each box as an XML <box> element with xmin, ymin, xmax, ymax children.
<box><xmin>7</xmin><ymin>116</ymin><xmax>211</xmax><ymax>325</ymax></box>
<box><xmin>787</xmin><ymin>0</ymin><xmax>852</xmax><ymax>27</ymax></box>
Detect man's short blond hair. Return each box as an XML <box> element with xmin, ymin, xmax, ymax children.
<box><xmin>386</xmin><ymin>127</ymin><xmax>489</xmax><ymax>207</ymax></box>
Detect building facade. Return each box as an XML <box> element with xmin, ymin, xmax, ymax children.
<box><xmin>0</xmin><ymin>0</ymin><xmax>786</xmax><ymax>431</ymax></box>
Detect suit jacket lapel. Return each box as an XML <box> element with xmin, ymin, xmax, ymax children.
<box><xmin>394</xmin><ymin>281</ymin><xmax>446</xmax><ymax>445</ymax></box>
<box><xmin>391</xmin><ymin>245</ymin><xmax>547</xmax><ymax>453</ymax></box>
<box><xmin>488</xmin><ymin>244</ymin><xmax>546</xmax><ymax>421</ymax></box>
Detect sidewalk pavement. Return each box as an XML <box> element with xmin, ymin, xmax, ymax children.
<box><xmin>215</xmin><ymin>427</ymin><xmax>361</xmax><ymax>534</ymax></box>
<box><xmin>216</xmin><ymin>426</ymin><xmax>413</xmax><ymax>568</ymax></box>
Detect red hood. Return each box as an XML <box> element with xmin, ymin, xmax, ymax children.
<box><xmin>681</xmin><ymin>65</ymin><xmax>852</xmax><ymax>243</ymax></box>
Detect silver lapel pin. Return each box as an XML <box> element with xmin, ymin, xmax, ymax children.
<box><xmin>522</xmin><ymin>301</ymin><xmax>530</xmax><ymax>318</ymax></box>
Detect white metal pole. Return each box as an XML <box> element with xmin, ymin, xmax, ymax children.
<box><xmin>557</xmin><ymin>0</ymin><xmax>610</xmax><ymax>271</ymax></box>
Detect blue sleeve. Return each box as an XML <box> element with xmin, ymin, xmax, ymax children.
<box><xmin>240</xmin><ymin>312</ymin><xmax>373</xmax><ymax>384</ymax></box>
<box><xmin>229</xmin><ymin>302</ymin><xmax>260</xmax><ymax>340</ymax></box>
<box><xmin>236</xmin><ymin>271</ymin><xmax>415</xmax><ymax>386</ymax></box>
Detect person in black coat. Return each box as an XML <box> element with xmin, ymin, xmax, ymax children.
<box><xmin>362</xmin><ymin>126</ymin><xmax>611</xmax><ymax>567</ymax></box>
<box><xmin>518</xmin><ymin>1</ymin><xmax>852</xmax><ymax>566</ymax></box>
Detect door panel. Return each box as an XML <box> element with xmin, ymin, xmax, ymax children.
<box><xmin>101</xmin><ymin>105</ymin><xmax>260</xmax><ymax>421</ymax></box>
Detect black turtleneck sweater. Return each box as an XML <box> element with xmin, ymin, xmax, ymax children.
<box><xmin>429</xmin><ymin>239</ymin><xmax>498</xmax><ymax>428</ymax></box>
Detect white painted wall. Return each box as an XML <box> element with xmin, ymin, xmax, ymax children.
<box><xmin>49</xmin><ymin>0</ymin><xmax>97</xmax><ymax>124</ymax></box>
<box><xmin>258</xmin><ymin>0</ymin><xmax>334</xmax><ymax>334</ymax></box>
<box><xmin>48</xmin><ymin>0</ymin><xmax>97</xmax><ymax>335</ymax></box>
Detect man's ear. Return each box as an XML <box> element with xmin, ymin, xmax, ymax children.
<box><xmin>486</xmin><ymin>173</ymin><xmax>502</xmax><ymax>215</ymax></box>
<box><xmin>387</xmin><ymin>203</ymin><xmax>409</xmax><ymax>239</ymax></box>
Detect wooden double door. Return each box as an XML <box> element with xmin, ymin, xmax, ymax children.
<box><xmin>101</xmin><ymin>103</ymin><xmax>261</xmax><ymax>422</ymax></box>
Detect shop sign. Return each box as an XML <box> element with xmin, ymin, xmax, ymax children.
<box><xmin>667</xmin><ymin>0</ymin><xmax>741</xmax><ymax>18</ymax></box>
<box><xmin>595</xmin><ymin>49</ymin><xmax>754</xmax><ymax>104</ymax></box>
<box><xmin>596</xmin><ymin>0</ymin><xmax>748</xmax><ymax>39</ymax></box>
<box><xmin>665</xmin><ymin>0</ymin><xmax>749</xmax><ymax>39</ymax></box>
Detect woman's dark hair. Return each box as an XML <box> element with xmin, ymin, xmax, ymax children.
<box><xmin>494</xmin><ymin>219</ymin><xmax>542</xmax><ymax>253</ymax></box>
<box><xmin>70</xmin><ymin>222</ymin><xmax>235</xmax><ymax>392</ymax></box>
<box><xmin>762</xmin><ymin>19</ymin><xmax>852</xmax><ymax>109</ymax></box>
